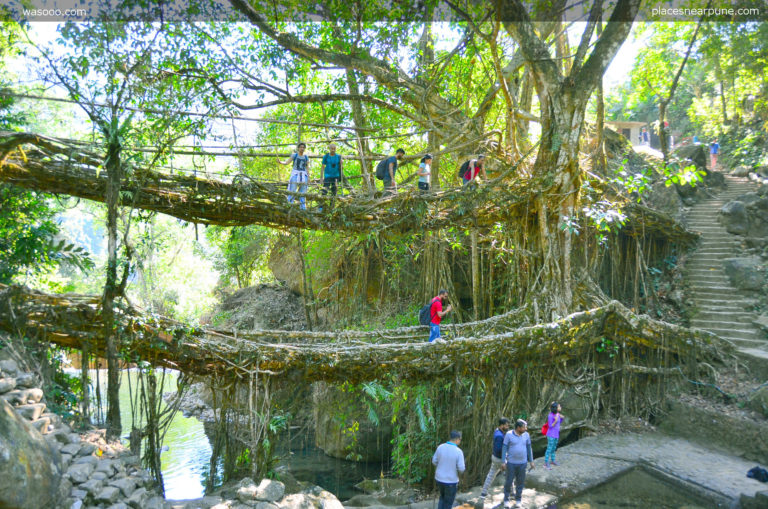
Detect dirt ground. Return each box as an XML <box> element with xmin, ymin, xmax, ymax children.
<box><xmin>204</xmin><ymin>284</ymin><xmax>308</xmax><ymax>331</ymax></box>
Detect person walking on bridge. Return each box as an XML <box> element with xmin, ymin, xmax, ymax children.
<box><xmin>377</xmin><ymin>148</ymin><xmax>405</xmax><ymax>195</ymax></box>
<box><xmin>479</xmin><ymin>418</ymin><xmax>511</xmax><ymax>504</ymax></box>
<box><xmin>321</xmin><ymin>143</ymin><xmax>343</xmax><ymax>198</ymax></box>
<box><xmin>278</xmin><ymin>142</ymin><xmax>310</xmax><ymax>210</ymax></box>
<box><xmin>460</xmin><ymin>155</ymin><xmax>487</xmax><ymax>189</ymax></box>
<box><xmin>432</xmin><ymin>430</ymin><xmax>465</xmax><ymax>509</ymax></box>
<box><xmin>418</xmin><ymin>154</ymin><xmax>433</xmax><ymax>193</ymax></box>
<box><xmin>429</xmin><ymin>290</ymin><xmax>453</xmax><ymax>343</ymax></box>
<box><xmin>501</xmin><ymin>419</ymin><xmax>534</xmax><ymax>508</ymax></box>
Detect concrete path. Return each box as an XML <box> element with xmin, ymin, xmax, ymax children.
<box><xmin>684</xmin><ymin>174</ymin><xmax>768</xmax><ymax>362</ymax></box>
<box><xmin>525</xmin><ymin>433</ymin><xmax>766</xmax><ymax>504</ymax></box>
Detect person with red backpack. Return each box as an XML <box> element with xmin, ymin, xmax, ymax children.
<box><xmin>459</xmin><ymin>154</ymin><xmax>487</xmax><ymax>189</ymax></box>
<box><xmin>428</xmin><ymin>290</ymin><xmax>453</xmax><ymax>342</ymax></box>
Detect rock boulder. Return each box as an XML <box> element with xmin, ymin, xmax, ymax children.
<box><xmin>238</xmin><ymin>478</ymin><xmax>286</xmax><ymax>503</ymax></box>
<box><xmin>674</xmin><ymin>144</ymin><xmax>707</xmax><ymax>170</ymax></box>
<box><xmin>719</xmin><ymin>201</ymin><xmax>749</xmax><ymax>235</ymax></box>
<box><xmin>0</xmin><ymin>399</ymin><xmax>62</xmax><ymax>509</ymax></box>
<box><xmin>747</xmin><ymin>386</ymin><xmax>768</xmax><ymax>418</ymax></box>
<box><xmin>722</xmin><ymin>257</ymin><xmax>766</xmax><ymax>291</ymax></box>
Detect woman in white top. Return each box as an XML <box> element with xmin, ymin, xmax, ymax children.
<box><xmin>418</xmin><ymin>153</ymin><xmax>433</xmax><ymax>193</ymax></box>
<box><xmin>278</xmin><ymin>142</ymin><xmax>310</xmax><ymax>210</ymax></box>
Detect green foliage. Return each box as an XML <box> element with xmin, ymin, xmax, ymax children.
<box><xmin>205</xmin><ymin>225</ymin><xmax>274</xmax><ymax>289</ymax></box>
<box><xmin>390</xmin><ymin>385</ymin><xmax>436</xmax><ymax>484</ymax></box>
<box><xmin>0</xmin><ymin>186</ymin><xmax>94</xmax><ymax>284</ymax></box>
<box><xmin>42</xmin><ymin>347</ymin><xmax>83</xmax><ymax>422</ymax></box>
<box><xmin>596</xmin><ymin>337</ymin><xmax>620</xmax><ymax>358</ymax></box>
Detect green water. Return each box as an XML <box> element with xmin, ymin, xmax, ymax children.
<box><xmin>547</xmin><ymin>467</ymin><xmax>724</xmax><ymax>509</ymax></box>
<box><xmin>84</xmin><ymin>369</ymin><xmax>211</xmax><ymax>500</ymax></box>
<box><xmin>81</xmin><ymin>369</ymin><xmax>383</xmax><ymax>501</ymax></box>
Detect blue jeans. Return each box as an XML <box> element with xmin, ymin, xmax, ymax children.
<box><xmin>545</xmin><ymin>436</ymin><xmax>558</xmax><ymax>463</ymax></box>
<box><xmin>503</xmin><ymin>462</ymin><xmax>527</xmax><ymax>503</ymax></box>
<box><xmin>436</xmin><ymin>481</ymin><xmax>457</xmax><ymax>509</ymax></box>
<box><xmin>287</xmin><ymin>175</ymin><xmax>308</xmax><ymax>210</ymax></box>
<box><xmin>429</xmin><ymin>323</ymin><xmax>441</xmax><ymax>342</ymax></box>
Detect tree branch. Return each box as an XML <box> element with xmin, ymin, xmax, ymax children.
<box><xmin>571</xmin><ymin>0</ymin><xmax>602</xmax><ymax>72</ymax></box>
<box><xmin>575</xmin><ymin>0</ymin><xmax>640</xmax><ymax>91</ymax></box>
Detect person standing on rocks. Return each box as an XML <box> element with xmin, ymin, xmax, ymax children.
<box><xmin>479</xmin><ymin>418</ymin><xmax>510</xmax><ymax>503</ymax></box>
<box><xmin>544</xmin><ymin>402</ymin><xmax>564</xmax><ymax>469</ymax></box>
<box><xmin>501</xmin><ymin>419</ymin><xmax>534</xmax><ymax>508</ymax></box>
<box><xmin>432</xmin><ymin>430</ymin><xmax>466</xmax><ymax>509</ymax></box>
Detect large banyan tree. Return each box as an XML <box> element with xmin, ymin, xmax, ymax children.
<box><xmin>210</xmin><ymin>0</ymin><xmax>641</xmax><ymax>316</ymax></box>
<box><xmin>3</xmin><ymin>0</ymin><xmax>722</xmax><ymax>486</ymax></box>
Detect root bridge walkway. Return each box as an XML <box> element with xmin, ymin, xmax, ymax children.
<box><xmin>0</xmin><ymin>284</ymin><xmax>727</xmax><ymax>385</ymax></box>
<box><xmin>0</xmin><ymin>131</ymin><xmax>695</xmax><ymax>240</ymax></box>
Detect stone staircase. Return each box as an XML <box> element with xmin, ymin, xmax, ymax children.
<box><xmin>685</xmin><ymin>174</ymin><xmax>768</xmax><ymax>362</ymax></box>
<box><xmin>0</xmin><ymin>361</ymin><xmax>61</xmax><ymax>434</ymax></box>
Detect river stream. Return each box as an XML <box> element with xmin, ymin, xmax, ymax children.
<box><xmin>80</xmin><ymin>369</ymin><xmax>382</xmax><ymax>501</ymax></box>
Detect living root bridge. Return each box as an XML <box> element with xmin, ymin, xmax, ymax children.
<box><xmin>0</xmin><ymin>284</ymin><xmax>727</xmax><ymax>384</ymax></box>
<box><xmin>0</xmin><ymin>131</ymin><xmax>696</xmax><ymax>241</ymax></box>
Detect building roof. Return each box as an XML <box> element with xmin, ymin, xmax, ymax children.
<box><xmin>605</xmin><ymin>120</ymin><xmax>647</xmax><ymax>128</ymax></box>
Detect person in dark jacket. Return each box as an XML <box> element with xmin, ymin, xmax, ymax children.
<box><xmin>479</xmin><ymin>418</ymin><xmax>511</xmax><ymax>502</ymax></box>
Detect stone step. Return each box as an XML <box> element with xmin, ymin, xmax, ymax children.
<box><xmin>692</xmin><ymin>243</ymin><xmax>742</xmax><ymax>249</ymax></box>
<box><xmin>735</xmin><ymin>348</ymin><xmax>768</xmax><ymax>361</ymax></box>
<box><xmin>688</xmin><ymin>279</ymin><xmax>732</xmax><ymax>286</ymax></box>
<box><xmin>702</xmin><ymin>327</ymin><xmax>764</xmax><ymax>340</ymax></box>
<box><xmin>722</xmin><ymin>337</ymin><xmax>768</xmax><ymax>346</ymax></box>
<box><xmin>690</xmin><ymin>250</ymin><xmax>739</xmax><ymax>255</ymax></box>
<box><xmin>1</xmin><ymin>388</ymin><xmax>44</xmax><ymax>405</ymax></box>
<box><xmin>29</xmin><ymin>416</ymin><xmax>51</xmax><ymax>435</ymax></box>
<box><xmin>15</xmin><ymin>402</ymin><xmax>46</xmax><ymax>421</ymax></box>
<box><xmin>689</xmin><ymin>286</ymin><xmax>742</xmax><ymax>293</ymax></box>
<box><xmin>690</xmin><ymin>299</ymin><xmax>752</xmax><ymax>309</ymax></box>
<box><xmin>691</xmin><ymin>311</ymin><xmax>754</xmax><ymax>320</ymax></box>
<box><xmin>687</xmin><ymin>264</ymin><xmax>726</xmax><ymax>270</ymax></box>
<box><xmin>691</xmin><ymin>319</ymin><xmax>757</xmax><ymax>330</ymax></box>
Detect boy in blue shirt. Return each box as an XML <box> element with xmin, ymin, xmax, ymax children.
<box><xmin>321</xmin><ymin>143</ymin><xmax>343</xmax><ymax>197</ymax></box>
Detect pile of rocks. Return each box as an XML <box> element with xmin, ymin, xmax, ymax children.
<box><xmin>0</xmin><ymin>357</ymin><xmax>168</xmax><ymax>509</ymax></box>
<box><xmin>1</xmin><ymin>356</ymin><xmax>350</xmax><ymax>509</ymax></box>
<box><xmin>0</xmin><ymin>358</ymin><xmax>57</xmax><ymax>434</ymax></box>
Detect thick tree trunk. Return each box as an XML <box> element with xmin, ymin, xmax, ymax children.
<box><xmin>471</xmin><ymin>229</ymin><xmax>479</xmax><ymax>321</ymax></box>
<box><xmin>594</xmin><ymin>19</ymin><xmax>607</xmax><ymax>171</ymax></box>
<box><xmin>102</xmin><ymin>136</ymin><xmax>122</xmax><ymax>441</ymax></box>
<box><xmin>80</xmin><ymin>344</ymin><xmax>90</xmax><ymax>424</ymax></box>
<box><xmin>659</xmin><ymin>103</ymin><xmax>669</xmax><ymax>161</ymax></box>
<box><xmin>531</xmin><ymin>88</ymin><xmax>588</xmax><ymax>316</ymax></box>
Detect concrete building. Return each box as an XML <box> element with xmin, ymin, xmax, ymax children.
<box><xmin>605</xmin><ymin>120</ymin><xmax>648</xmax><ymax>147</ymax></box>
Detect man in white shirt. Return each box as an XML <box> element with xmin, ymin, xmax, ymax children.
<box><xmin>432</xmin><ymin>430</ymin><xmax>466</xmax><ymax>509</ymax></box>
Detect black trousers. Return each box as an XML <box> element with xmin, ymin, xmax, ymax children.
<box><xmin>322</xmin><ymin>177</ymin><xmax>340</xmax><ymax>196</ymax></box>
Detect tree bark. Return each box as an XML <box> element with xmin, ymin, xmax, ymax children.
<box><xmin>502</xmin><ymin>0</ymin><xmax>639</xmax><ymax>313</ymax></box>
<box><xmin>471</xmin><ymin>229</ymin><xmax>479</xmax><ymax>321</ymax></box>
<box><xmin>80</xmin><ymin>344</ymin><xmax>90</xmax><ymax>424</ymax></box>
<box><xmin>594</xmin><ymin>17</ymin><xmax>607</xmax><ymax>172</ymax></box>
<box><xmin>102</xmin><ymin>135</ymin><xmax>123</xmax><ymax>441</ymax></box>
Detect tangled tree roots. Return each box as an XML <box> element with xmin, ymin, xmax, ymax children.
<box><xmin>0</xmin><ymin>283</ymin><xmax>736</xmax><ymax>481</ymax></box>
